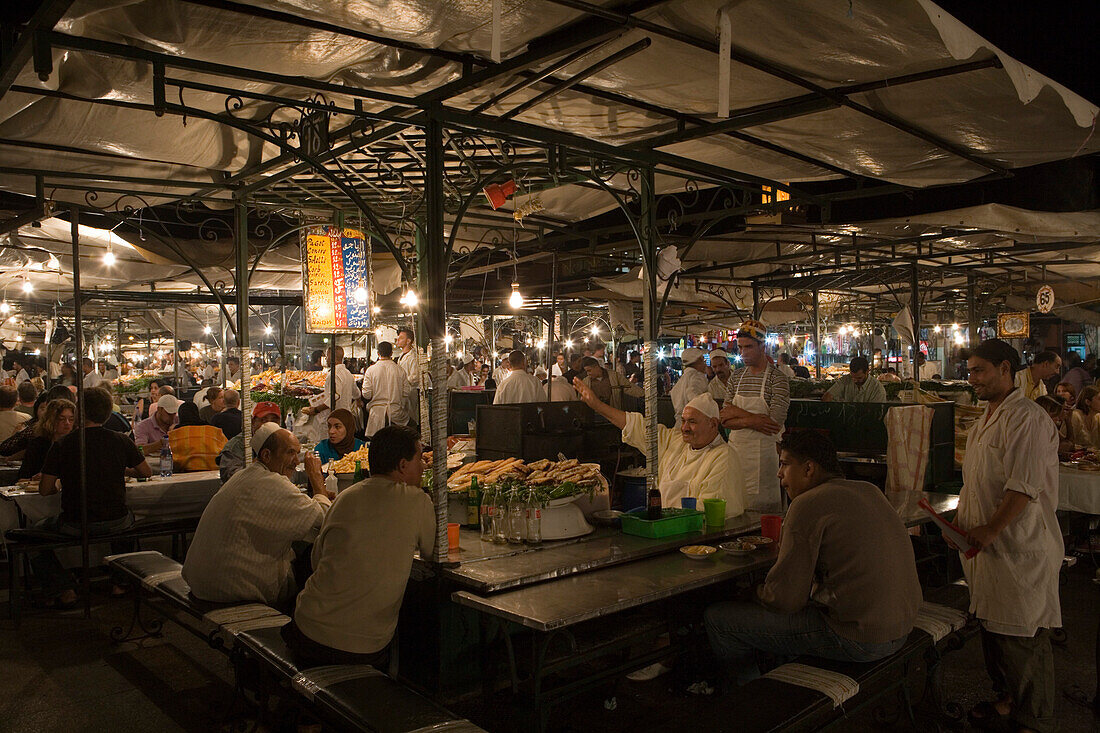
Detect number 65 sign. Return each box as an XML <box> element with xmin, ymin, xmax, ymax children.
<box><xmin>1036</xmin><ymin>285</ymin><xmax>1055</xmax><ymax>314</ymax></box>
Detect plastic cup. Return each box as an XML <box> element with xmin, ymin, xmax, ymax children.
<box><xmin>761</xmin><ymin>514</ymin><xmax>782</xmax><ymax>543</ymax></box>
<box><xmin>680</xmin><ymin>497</ymin><xmax>697</xmax><ymax>510</ymax></box>
<box><xmin>702</xmin><ymin>499</ymin><xmax>726</xmax><ymax>527</ymax></box>
<box><xmin>447</xmin><ymin>523</ymin><xmax>461</xmax><ymax>550</ymax></box>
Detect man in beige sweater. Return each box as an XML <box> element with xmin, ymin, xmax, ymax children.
<box><xmin>283</xmin><ymin>424</ymin><xmax>434</xmax><ymax>668</ymax></box>
<box><xmin>704</xmin><ymin>430</ymin><xmax>921</xmax><ymax>685</ymax></box>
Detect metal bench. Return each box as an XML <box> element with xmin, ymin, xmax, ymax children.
<box><xmin>105</xmin><ymin>551</ymin><xmax>485</xmax><ymax>733</ymax></box>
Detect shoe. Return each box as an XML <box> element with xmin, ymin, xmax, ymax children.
<box><xmin>626</xmin><ymin>662</ymin><xmax>670</xmax><ymax>681</ymax></box>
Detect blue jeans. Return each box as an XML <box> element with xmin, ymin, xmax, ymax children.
<box><xmin>29</xmin><ymin>512</ymin><xmax>135</xmax><ymax>597</ymax></box>
<box><xmin>704</xmin><ymin>601</ymin><xmax>908</xmax><ymax>686</ymax></box>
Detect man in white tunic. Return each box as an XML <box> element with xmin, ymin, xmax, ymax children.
<box><xmin>956</xmin><ymin>339</ymin><xmax>1060</xmax><ymax>733</ymax></box>
<box><xmin>361</xmin><ymin>341</ymin><xmax>413</xmax><ymax>436</ymax></box>
<box><xmin>574</xmin><ymin>379</ymin><xmax>745</xmax><ymax>517</ymax></box>
<box><xmin>395</xmin><ymin>328</ymin><xmax>421</xmax><ymax>425</ymax></box>
<box><xmin>670</xmin><ymin>347</ymin><xmax>708</xmax><ymax>427</ymax></box>
<box><xmin>446</xmin><ymin>353</ymin><xmax>476</xmax><ymax>390</ymax></box>
<box><xmin>493</xmin><ymin>350</ymin><xmax>545</xmax><ymax>404</ymax></box>
<box><xmin>183</xmin><ymin>423</ymin><xmax>332</xmax><ymax>609</ymax></box>
<box><xmin>707</xmin><ymin>349</ymin><xmax>733</xmax><ymax>403</ymax></box>
<box><xmin>302</xmin><ymin>345</ymin><xmax>361</xmax><ymax>442</ymax></box>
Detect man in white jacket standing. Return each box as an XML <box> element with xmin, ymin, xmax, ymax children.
<box><xmin>670</xmin><ymin>347</ymin><xmax>708</xmax><ymax>428</ymax></box>
<box><xmin>361</xmin><ymin>342</ymin><xmax>412</xmax><ymax>436</ymax></box>
<box><xmin>956</xmin><ymin>338</ymin><xmax>1060</xmax><ymax>733</ymax></box>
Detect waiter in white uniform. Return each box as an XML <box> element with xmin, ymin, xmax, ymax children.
<box><xmin>395</xmin><ymin>327</ymin><xmax>421</xmax><ymax>426</ymax></box>
<box><xmin>302</xmin><ymin>345</ymin><xmax>361</xmax><ymax>442</ymax></box>
<box><xmin>360</xmin><ymin>341</ymin><xmax>412</xmax><ymax>436</ymax></box>
<box><xmin>670</xmin><ymin>347</ymin><xmax>708</xmax><ymax>428</ymax></box>
<box><xmin>446</xmin><ymin>354</ymin><xmax>477</xmax><ymax>390</ymax></box>
<box><xmin>719</xmin><ymin>319</ymin><xmax>790</xmax><ymax>513</ymax></box>
<box><xmin>955</xmin><ymin>339</ymin><xmax>1060</xmax><ymax>733</ymax></box>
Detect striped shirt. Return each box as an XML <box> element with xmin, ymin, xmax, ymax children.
<box><xmin>726</xmin><ymin>365</ymin><xmax>791</xmax><ymax>426</ymax></box>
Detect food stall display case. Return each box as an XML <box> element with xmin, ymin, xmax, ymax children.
<box><xmin>475</xmin><ymin>402</ymin><xmax>621</xmax><ymax>464</ymax></box>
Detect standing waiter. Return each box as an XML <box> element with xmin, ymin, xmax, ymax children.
<box><xmin>956</xmin><ymin>339</ymin><xmax>1060</xmax><ymax>733</ymax></box>
<box><xmin>719</xmin><ymin>319</ymin><xmax>789</xmax><ymax>512</ymax></box>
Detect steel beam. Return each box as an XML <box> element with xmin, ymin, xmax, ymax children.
<box><xmin>0</xmin><ymin>0</ymin><xmax>74</xmax><ymax>101</ymax></box>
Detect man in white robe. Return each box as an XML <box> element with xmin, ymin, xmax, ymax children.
<box><xmin>955</xmin><ymin>339</ymin><xmax>1060</xmax><ymax>733</ymax></box>
<box><xmin>361</xmin><ymin>341</ymin><xmax>413</xmax><ymax>436</ymax></box>
<box><xmin>574</xmin><ymin>379</ymin><xmax>745</xmax><ymax>517</ymax></box>
<box><xmin>670</xmin><ymin>347</ymin><xmax>709</xmax><ymax>427</ymax></box>
<box><xmin>302</xmin><ymin>345</ymin><xmax>361</xmax><ymax>442</ymax></box>
<box><xmin>447</xmin><ymin>354</ymin><xmax>476</xmax><ymax>390</ymax></box>
<box><xmin>493</xmin><ymin>350</ymin><xmax>545</xmax><ymax>404</ymax></box>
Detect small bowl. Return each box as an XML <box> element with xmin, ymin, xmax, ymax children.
<box><xmin>718</xmin><ymin>541</ymin><xmax>756</xmax><ymax>556</ymax></box>
<box><xmin>591</xmin><ymin>509</ymin><xmax>624</xmax><ymax>526</ymax></box>
<box><xmin>739</xmin><ymin>535</ymin><xmax>774</xmax><ymax>546</ymax></box>
<box><xmin>680</xmin><ymin>545</ymin><xmax>717</xmax><ymax>560</ymax></box>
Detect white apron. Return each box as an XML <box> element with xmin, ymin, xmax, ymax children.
<box><xmin>727</xmin><ymin>365</ymin><xmax>782</xmax><ymax>512</ymax></box>
<box><xmin>958</xmin><ymin>391</ymin><xmax>1062</xmax><ymax>635</ymax></box>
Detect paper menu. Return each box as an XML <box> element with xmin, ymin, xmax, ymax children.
<box><xmin>918</xmin><ymin>498</ymin><xmax>980</xmax><ymax>559</ymax></box>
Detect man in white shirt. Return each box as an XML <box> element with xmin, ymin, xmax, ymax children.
<box><xmin>0</xmin><ymin>386</ymin><xmax>29</xmax><ymax>442</ymax></box>
<box><xmin>447</xmin><ymin>354</ymin><xmax>476</xmax><ymax>390</ymax></box>
<box><xmin>707</xmin><ymin>349</ymin><xmax>734</xmax><ymax>403</ymax></box>
<box><xmin>283</xmin><ymin>424</ymin><xmax>433</xmax><ymax>668</ymax></box>
<box><xmin>302</xmin><ymin>346</ymin><xmax>361</xmax><ymax>439</ymax></box>
<box><xmin>182</xmin><ymin>422</ymin><xmax>332</xmax><ymax>609</ymax></box>
<box><xmin>394</xmin><ymin>328</ymin><xmax>421</xmax><ymax>424</ymax></box>
<box><xmin>1014</xmin><ymin>350</ymin><xmax>1060</xmax><ymax>401</ymax></box>
<box><xmin>670</xmin><ymin>347</ymin><xmax>709</xmax><ymax>427</ymax></box>
<box><xmin>493</xmin><ymin>351</ymin><xmax>545</xmax><ymax>404</ymax></box>
<box><xmin>225</xmin><ymin>355</ymin><xmax>242</xmax><ymax>385</ymax></box>
<box><xmin>361</xmin><ymin>341</ymin><xmax>413</xmax><ymax>436</ymax></box>
<box><xmin>551</xmin><ymin>352</ymin><xmax>567</xmax><ymax>378</ymax></box>
<box><xmin>81</xmin><ymin>358</ymin><xmax>105</xmax><ymax>389</ymax></box>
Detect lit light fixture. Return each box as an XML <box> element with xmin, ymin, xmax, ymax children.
<box><xmin>103</xmin><ymin>247</ymin><xmax>116</xmax><ymax>266</ymax></box>
<box><xmin>400</xmin><ymin>289</ymin><xmax>419</xmax><ymax>308</ymax></box>
<box><xmin>264</xmin><ymin>325</ymin><xmax>274</xmax><ymax>335</ymax></box>
<box><xmin>21</xmin><ymin>278</ymin><xmax>33</xmax><ymax>294</ymax></box>
<box><xmin>353</xmin><ymin>286</ymin><xmax>368</xmax><ymax>305</ymax></box>
<box><xmin>508</xmin><ymin>282</ymin><xmax>524</xmax><ymax>309</ymax></box>
<box><xmin>15</xmin><ymin>334</ymin><xmax>23</xmax><ymax>342</ymax></box>
<box><xmin>590</xmin><ymin>324</ymin><xmax>600</xmax><ymax>336</ymax></box>
<box><xmin>563</xmin><ymin>340</ymin><xmax>573</xmax><ymax>350</ymax></box>
<box><xmin>444</xmin><ymin>334</ymin><xmax>453</xmax><ymax>346</ymax></box>
<box><xmin>934</xmin><ymin>325</ymin><xmax>942</xmax><ymax>333</ymax></box>
<box><xmin>215</xmin><ymin>349</ymin><xmax>222</xmax><ymax>357</ymax></box>
<box><xmin>536</xmin><ymin>339</ymin><xmax>546</xmax><ymax>349</ymax></box>
<box><xmin>203</xmin><ymin>325</ymin><xmax>212</xmax><ymax>335</ymax></box>
<box><xmin>838</xmin><ymin>325</ymin><xmax>847</xmax><ymax>335</ymax></box>
<box><xmin>372</xmin><ymin>306</ymin><xmax>381</xmax><ymax>314</ymax></box>
<box><xmin>951</xmin><ymin>323</ymin><xmax>959</xmax><ymax>330</ymax></box>
<box><xmin>33</xmin><ymin>348</ymin><xmax>41</xmax><ymax>356</ymax></box>
<box><xmin>456</xmin><ymin>350</ymin><xmax>464</xmax><ymax>360</ymax></box>
<box><xmin>0</xmin><ymin>302</ymin><xmax>9</xmax><ymax>314</ymax></box>
<box><xmin>954</xmin><ymin>333</ymin><xmax>964</xmax><ymax>345</ymax></box>
<box><xmin>322</xmin><ymin>337</ymin><xmax>329</xmax><ymax>344</ymax></box>
<box><xmin>46</xmin><ymin>255</ymin><xmax>60</xmax><ymax>270</ymax></box>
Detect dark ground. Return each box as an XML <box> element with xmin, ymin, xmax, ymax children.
<box><xmin>1</xmin><ymin>559</ymin><xmax>1097</xmax><ymax>733</ymax></box>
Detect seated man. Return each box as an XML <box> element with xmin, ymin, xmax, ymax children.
<box><xmin>704</xmin><ymin>431</ymin><xmax>921</xmax><ymax>685</ymax></box>
<box><xmin>822</xmin><ymin>356</ymin><xmax>887</xmax><ymax>403</ymax></box>
<box><xmin>183</xmin><ymin>422</ymin><xmax>332</xmax><ymax>608</ymax></box>
<box><xmin>284</xmin><ymin>425</ymin><xmax>434</xmax><ymax>668</ymax></box>
<box><xmin>573</xmin><ymin>378</ymin><xmax>745</xmax><ymax>516</ymax></box>
<box><xmin>33</xmin><ymin>388</ymin><xmax>152</xmax><ymax>606</ymax></box>
<box><xmin>169</xmin><ymin>401</ymin><xmax>227</xmax><ymax>471</ymax></box>
<box><xmin>210</xmin><ymin>389</ymin><xmax>243</xmax><ymax>439</ymax></box>
<box><xmin>134</xmin><ymin>394</ymin><xmax>180</xmax><ymax>455</ymax></box>
<box><xmin>218</xmin><ymin>401</ymin><xmax>282</xmax><ymax>483</ymax></box>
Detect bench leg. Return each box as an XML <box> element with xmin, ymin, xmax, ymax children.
<box><xmin>110</xmin><ymin>593</ymin><xmax>164</xmax><ymax>644</ymax></box>
<box><xmin>7</xmin><ymin>549</ymin><xmax>19</xmax><ymax>625</ymax></box>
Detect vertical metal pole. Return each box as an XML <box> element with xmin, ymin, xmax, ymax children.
<box><xmin>967</xmin><ymin>274</ymin><xmax>978</xmax><ymax>347</ymax></box>
<box><xmin>172</xmin><ymin>308</ymin><xmax>179</xmax><ymax>385</ymax></box>
<box><xmin>869</xmin><ymin>302</ymin><xmax>876</xmax><ymax>363</ymax></box>
<box><xmin>425</xmin><ymin>109</ymin><xmax>449</xmax><ymax>562</ymax></box>
<box><xmin>548</xmin><ymin>252</ymin><xmax>557</xmax><ymax>401</ymax></box>
<box><xmin>752</xmin><ymin>282</ymin><xmax>761</xmax><ymax>320</ymax></box>
<box><xmin>812</xmin><ymin>290</ymin><xmax>821</xmax><ymax>379</ymax></box>
<box><xmin>640</xmin><ymin>169</ymin><xmax>659</xmax><ymax>498</ymax></box>
<box><xmin>910</xmin><ymin>263</ymin><xmax>920</xmax><ymax>380</ymax></box>
<box><xmin>278</xmin><ymin>305</ymin><xmax>287</xmax><ymax>364</ymax></box>
<box><xmin>235</xmin><ymin>201</ymin><xmax>253</xmax><ymax>466</ymax></box>
<box><xmin>69</xmin><ymin>208</ymin><xmax>90</xmax><ymax>618</ymax></box>
<box><xmin>220</xmin><ymin>312</ymin><xmax>228</xmax><ymax>387</ymax></box>
<box><xmin>116</xmin><ymin>319</ymin><xmax>123</xmax><ymax>372</ymax></box>
<box><xmin>299</xmin><ymin>304</ymin><xmax>308</xmax><ymax>369</ymax></box>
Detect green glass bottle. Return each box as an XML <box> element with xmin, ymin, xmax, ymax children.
<box><xmin>354</xmin><ymin>459</ymin><xmax>363</xmax><ymax>481</ymax></box>
<box><xmin>467</xmin><ymin>477</ymin><xmax>481</xmax><ymax>527</ymax></box>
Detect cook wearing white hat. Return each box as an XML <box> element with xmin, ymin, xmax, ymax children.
<box><xmin>707</xmin><ymin>349</ymin><xmax>734</xmax><ymax>402</ymax></box>
<box><xmin>446</xmin><ymin>352</ymin><xmax>478</xmax><ymax>390</ymax></box>
<box><xmin>570</xmin><ymin>375</ymin><xmax>745</xmax><ymax>519</ymax></box>
<box><xmin>670</xmin><ymin>346</ymin><xmax>710</xmax><ymax>429</ymax></box>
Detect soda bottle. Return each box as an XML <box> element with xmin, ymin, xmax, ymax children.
<box><xmin>480</xmin><ymin>485</ymin><xmax>495</xmax><ymax>542</ymax></box>
<box><xmin>646</xmin><ymin>484</ymin><xmax>662</xmax><ymax>520</ymax></box>
<box><xmin>160</xmin><ymin>441</ymin><xmax>173</xmax><ymax>478</ymax></box>
<box><xmin>492</xmin><ymin>488</ymin><xmax>507</xmax><ymax>544</ymax></box>
<box><xmin>467</xmin><ymin>477</ymin><xmax>481</xmax><ymax>527</ymax></box>
<box><xmin>354</xmin><ymin>459</ymin><xmax>363</xmax><ymax>481</ymax></box>
<box><xmin>525</xmin><ymin>494</ymin><xmax>543</xmax><ymax>546</ymax></box>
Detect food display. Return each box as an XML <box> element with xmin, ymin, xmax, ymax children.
<box><xmin>445</xmin><ymin>458</ymin><xmax>607</xmax><ymax>494</ymax></box>
<box><xmin>251</xmin><ymin>369</ymin><xmax>327</xmax><ymax>414</ymax></box>
<box><xmin>329</xmin><ymin>445</ymin><xmax>369</xmax><ymax>474</ymax></box>
<box><xmin>115</xmin><ymin>373</ymin><xmax>156</xmax><ymax>395</ymax></box>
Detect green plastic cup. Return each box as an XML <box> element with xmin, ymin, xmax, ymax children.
<box><xmin>702</xmin><ymin>498</ymin><xmax>726</xmax><ymax>527</ymax></box>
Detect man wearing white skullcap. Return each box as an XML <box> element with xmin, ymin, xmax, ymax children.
<box><xmin>446</xmin><ymin>353</ymin><xmax>477</xmax><ymax>390</ymax></box>
<box><xmin>184</xmin><ymin>425</ymin><xmax>333</xmax><ymax>609</ymax></box>
<box><xmin>670</xmin><ymin>347</ymin><xmax>710</xmax><ymax>429</ymax></box>
<box><xmin>573</xmin><ymin>378</ymin><xmax>745</xmax><ymax>517</ymax></box>
<box><xmin>707</xmin><ymin>349</ymin><xmax>734</xmax><ymax>403</ymax></box>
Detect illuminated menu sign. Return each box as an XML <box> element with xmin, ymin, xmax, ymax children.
<box><xmin>302</xmin><ymin>226</ymin><xmax>370</xmax><ymax>333</ymax></box>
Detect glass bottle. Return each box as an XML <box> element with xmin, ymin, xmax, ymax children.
<box><xmin>480</xmin><ymin>485</ymin><xmax>495</xmax><ymax>542</ymax></box>
<box><xmin>467</xmin><ymin>477</ymin><xmax>481</xmax><ymax>527</ymax></box>
<box><xmin>506</xmin><ymin>496</ymin><xmax>525</xmax><ymax>544</ymax></box>
<box><xmin>525</xmin><ymin>492</ymin><xmax>543</xmax><ymax>546</ymax></box>
<box><xmin>353</xmin><ymin>459</ymin><xmax>364</xmax><ymax>481</ymax></box>
<box><xmin>491</xmin><ymin>486</ymin><xmax>507</xmax><ymax>544</ymax></box>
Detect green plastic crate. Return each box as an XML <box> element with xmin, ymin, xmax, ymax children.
<box><xmin>621</xmin><ymin>507</ymin><xmax>705</xmax><ymax>538</ymax></box>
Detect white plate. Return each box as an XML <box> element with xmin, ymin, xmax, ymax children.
<box><xmin>680</xmin><ymin>545</ymin><xmax>716</xmax><ymax>560</ymax></box>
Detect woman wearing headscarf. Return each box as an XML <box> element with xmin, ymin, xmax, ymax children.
<box><xmin>168</xmin><ymin>400</ymin><xmax>227</xmax><ymax>471</ymax></box>
<box><xmin>315</xmin><ymin>408</ymin><xmax>364</xmax><ymax>465</ymax></box>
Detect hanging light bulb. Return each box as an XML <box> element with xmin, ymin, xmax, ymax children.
<box><xmin>103</xmin><ymin>246</ymin><xmax>116</xmax><ymax>266</ymax></box>
<box><xmin>590</xmin><ymin>324</ymin><xmax>600</xmax><ymax>336</ymax></box>
<box><xmin>203</xmin><ymin>325</ymin><xmax>212</xmax><ymax>335</ymax></box>
<box><xmin>264</xmin><ymin>324</ymin><xmax>274</xmax><ymax>335</ymax></box>
<box><xmin>21</xmin><ymin>278</ymin><xmax>33</xmax><ymax>293</ymax></box>
<box><xmin>951</xmin><ymin>323</ymin><xmax>959</xmax><ymax>331</ymax></box>
<box><xmin>508</xmin><ymin>282</ymin><xmax>523</xmax><ymax>309</ymax></box>
<box><xmin>0</xmin><ymin>302</ymin><xmax>9</xmax><ymax>314</ymax></box>
<box><xmin>933</xmin><ymin>325</ymin><xmax>942</xmax><ymax>334</ymax></box>
<box><xmin>371</xmin><ymin>305</ymin><xmax>381</xmax><ymax>314</ymax></box>
<box><xmin>353</xmin><ymin>286</ymin><xmax>368</xmax><ymax>305</ymax></box>
<box><xmin>400</xmin><ymin>289</ymin><xmax>419</xmax><ymax>308</ymax></box>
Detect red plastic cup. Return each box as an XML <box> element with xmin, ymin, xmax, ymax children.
<box><xmin>447</xmin><ymin>523</ymin><xmax>461</xmax><ymax>550</ymax></box>
<box><xmin>760</xmin><ymin>515</ymin><xmax>782</xmax><ymax>544</ymax></box>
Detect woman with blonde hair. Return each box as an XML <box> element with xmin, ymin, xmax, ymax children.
<box><xmin>1071</xmin><ymin>386</ymin><xmax>1100</xmax><ymax>448</ymax></box>
<box><xmin>18</xmin><ymin>398</ymin><xmax>76</xmax><ymax>480</ymax></box>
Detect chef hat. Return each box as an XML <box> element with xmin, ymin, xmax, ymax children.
<box><xmin>252</xmin><ymin>422</ymin><xmax>283</xmax><ymax>455</ymax></box>
<box><xmin>709</xmin><ymin>349</ymin><xmax>729</xmax><ymax>362</ymax></box>
<box><xmin>684</xmin><ymin>392</ymin><xmax>720</xmax><ymax>420</ymax></box>
<box><xmin>681</xmin><ymin>347</ymin><xmax>705</xmax><ymax>366</ymax></box>
<box><xmin>462</xmin><ymin>353</ymin><xmax>475</xmax><ymax>365</ymax></box>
